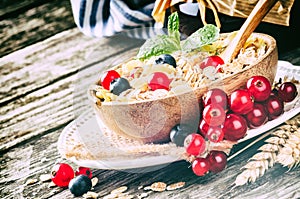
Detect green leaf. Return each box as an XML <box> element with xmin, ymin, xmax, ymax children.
<box><xmin>181</xmin><ymin>24</ymin><xmax>220</xmax><ymax>52</ymax></box>
<box><xmin>168</xmin><ymin>12</ymin><xmax>180</xmax><ymax>42</ymax></box>
<box><xmin>137</xmin><ymin>35</ymin><xmax>181</xmax><ymax>60</ymax></box>
<box><xmin>136</xmin><ymin>14</ymin><xmax>220</xmax><ymax>60</ymax></box>
<box><xmin>137</xmin><ymin>12</ymin><xmax>181</xmax><ymax>60</ymax></box>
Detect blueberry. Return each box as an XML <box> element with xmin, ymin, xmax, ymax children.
<box><xmin>170</xmin><ymin>124</ymin><xmax>194</xmax><ymax>147</ymax></box>
<box><xmin>155</xmin><ymin>54</ymin><xmax>177</xmax><ymax>68</ymax></box>
<box><xmin>110</xmin><ymin>77</ymin><xmax>131</xmax><ymax>95</ymax></box>
<box><xmin>68</xmin><ymin>175</ymin><xmax>92</xmax><ymax>197</ymax></box>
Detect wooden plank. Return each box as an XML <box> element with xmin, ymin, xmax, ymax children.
<box><xmin>0</xmin><ymin>28</ymin><xmax>143</xmax><ymax>106</ymax></box>
<box><xmin>0</xmin><ymin>0</ymin><xmax>47</xmax><ymax>18</ymax></box>
<box><xmin>0</xmin><ymin>0</ymin><xmax>75</xmax><ymax>57</ymax></box>
<box><xmin>279</xmin><ymin>48</ymin><xmax>300</xmax><ymax>65</ymax></box>
<box><xmin>0</xmin><ymin>123</ymin><xmax>299</xmax><ymax>198</ymax></box>
<box><xmin>0</xmin><ymin>33</ymin><xmax>142</xmax><ymax>151</ymax></box>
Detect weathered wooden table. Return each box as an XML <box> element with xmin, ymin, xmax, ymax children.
<box><xmin>1</xmin><ymin>1</ymin><xmax>300</xmax><ymax>198</ymax></box>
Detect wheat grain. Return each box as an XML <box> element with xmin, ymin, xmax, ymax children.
<box><xmin>234</xmin><ymin>114</ymin><xmax>300</xmax><ymax>186</ymax></box>
<box><xmin>234</xmin><ymin>144</ymin><xmax>278</xmax><ymax>186</ymax></box>
<box><xmin>276</xmin><ymin>129</ymin><xmax>300</xmax><ymax>170</ymax></box>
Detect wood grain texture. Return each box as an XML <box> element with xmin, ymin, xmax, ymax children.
<box><xmin>279</xmin><ymin>48</ymin><xmax>300</xmax><ymax>65</ymax></box>
<box><xmin>0</xmin><ymin>29</ymin><xmax>143</xmax><ymax>151</ymax></box>
<box><xmin>0</xmin><ymin>0</ymin><xmax>75</xmax><ymax>57</ymax></box>
<box><xmin>0</xmin><ymin>0</ymin><xmax>47</xmax><ymax>18</ymax></box>
<box><xmin>0</xmin><ymin>28</ymin><xmax>143</xmax><ymax>105</ymax></box>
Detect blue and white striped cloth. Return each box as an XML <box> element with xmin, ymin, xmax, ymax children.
<box><xmin>70</xmin><ymin>0</ymin><xmax>166</xmax><ymax>39</ymax></box>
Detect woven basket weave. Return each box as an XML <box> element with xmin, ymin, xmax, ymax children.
<box><xmin>210</xmin><ymin>0</ymin><xmax>295</xmax><ymax>26</ymax></box>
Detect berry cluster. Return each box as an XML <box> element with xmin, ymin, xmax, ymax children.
<box><xmin>100</xmin><ymin>70</ymin><xmax>132</xmax><ymax>95</ymax></box>
<box><xmin>51</xmin><ymin>163</ymin><xmax>93</xmax><ymax>197</ymax></box>
<box><xmin>171</xmin><ymin>75</ymin><xmax>298</xmax><ymax>176</ymax></box>
<box><xmin>100</xmin><ymin>54</ymin><xmax>298</xmax><ymax>177</ymax></box>
<box><xmin>99</xmin><ymin>54</ymin><xmax>177</xmax><ymax>94</ymax></box>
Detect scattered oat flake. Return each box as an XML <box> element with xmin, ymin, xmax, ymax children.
<box><xmin>150</xmin><ymin>182</ymin><xmax>167</xmax><ymax>192</ymax></box>
<box><xmin>91</xmin><ymin>177</ymin><xmax>98</xmax><ymax>187</ymax></box>
<box><xmin>143</xmin><ymin>186</ymin><xmax>152</xmax><ymax>191</ymax></box>
<box><xmin>103</xmin><ymin>194</ymin><xmax>115</xmax><ymax>199</ymax></box>
<box><xmin>83</xmin><ymin>191</ymin><xmax>99</xmax><ymax>199</ymax></box>
<box><xmin>166</xmin><ymin>182</ymin><xmax>185</xmax><ymax>191</ymax></box>
<box><xmin>111</xmin><ymin>186</ymin><xmax>128</xmax><ymax>195</ymax></box>
<box><xmin>138</xmin><ymin>185</ymin><xmax>144</xmax><ymax>190</ymax></box>
<box><xmin>25</xmin><ymin>178</ymin><xmax>38</xmax><ymax>185</ymax></box>
<box><xmin>48</xmin><ymin>181</ymin><xmax>56</xmax><ymax>188</ymax></box>
<box><xmin>137</xmin><ymin>192</ymin><xmax>149</xmax><ymax>199</ymax></box>
<box><xmin>39</xmin><ymin>174</ymin><xmax>52</xmax><ymax>182</ymax></box>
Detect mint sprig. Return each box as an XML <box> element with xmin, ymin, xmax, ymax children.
<box><xmin>137</xmin><ymin>12</ymin><xmax>219</xmax><ymax>60</ymax></box>
<box><xmin>181</xmin><ymin>24</ymin><xmax>219</xmax><ymax>52</ymax></box>
<box><xmin>137</xmin><ymin>12</ymin><xmax>181</xmax><ymax>60</ymax></box>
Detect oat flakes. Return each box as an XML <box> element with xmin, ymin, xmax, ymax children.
<box><xmin>150</xmin><ymin>182</ymin><xmax>167</xmax><ymax>192</ymax></box>
<box><xmin>110</xmin><ymin>186</ymin><xmax>128</xmax><ymax>195</ymax></box>
<box><xmin>91</xmin><ymin>177</ymin><xmax>98</xmax><ymax>187</ymax></box>
<box><xmin>166</xmin><ymin>182</ymin><xmax>186</xmax><ymax>191</ymax></box>
<box><xmin>83</xmin><ymin>191</ymin><xmax>99</xmax><ymax>199</ymax></box>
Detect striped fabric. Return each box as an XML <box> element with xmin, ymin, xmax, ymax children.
<box><xmin>70</xmin><ymin>0</ymin><xmax>166</xmax><ymax>39</ymax></box>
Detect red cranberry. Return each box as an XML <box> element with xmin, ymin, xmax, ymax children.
<box><xmin>265</xmin><ymin>95</ymin><xmax>284</xmax><ymax>120</ymax></box>
<box><xmin>199</xmin><ymin>56</ymin><xmax>224</xmax><ymax>72</ymax></box>
<box><xmin>192</xmin><ymin>158</ymin><xmax>210</xmax><ymax>176</ymax></box>
<box><xmin>222</xmin><ymin>113</ymin><xmax>248</xmax><ymax>141</ymax></box>
<box><xmin>229</xmin><ymin>89</ymin><xmax>254</xmax><ymax>115</ymax></box>
<box><xmin>206</xmin><ymin>126</ymin><xmax>224</xmax><ymax>142</ymax></box>
<box><xmin>75</xmin><ymin>167</ymin><xmax>92</xmax><ymax>179</ymax></box>
<box><xmin>184</xmin><ymin>133</ymin><xmax>206</xmax><ymax>156</ymax></box>
<box><xmin>202</xmin><ymin>104</ymin><xmax>226</xmax><ymax>127</ymax></box>
<box><xmin>51</xmin><ymin>163</ymin><xmax>74</xmax><ymax>187</ymax></box>
<box><xmin>100</xmin><ymin>70</ymin><xmax>120</xmax><ymax>90</ymax></box>
<box><xmin>198</xmin><ymin>119</ymin><xmax>209</xmax><ymax>137</ymax></box>
<box><xmin>246</xmin><ymin>76</ymin><xmax>272</xmax><ymax>102</ymax></box>
<box><xmin>148</xmin><ymin>72</ymin><xmax>170</xmax><ymax>91</ymax></box>
<box><xmin>208</xmin><ymin>151</ymin><xmax>227</xmax><ymax>173</ymax></box>
<box><xmin>245</xmin><ymin>103</ymin><xmax>268</xmax><ymax>128</ymax></box>
<box><xmin>202</xmin><ymin>88</ymin><xmax>228</xmax><ymax>109</ymax></box>
<box><xmin>278</xmin><ymin>82</ymin><xmax>298</xmax><ymax>102</ymax></box>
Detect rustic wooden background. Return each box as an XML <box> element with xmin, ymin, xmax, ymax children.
<box><xmin>0</xmin><ymin>0</ymin><xmax>299</xmax><ymax>198</ymax></box>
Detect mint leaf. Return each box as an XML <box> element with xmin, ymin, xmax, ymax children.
<box><xmin>137</xmin><ymin>12</ymin><xmax>181</xmax><ymax>60</ymax></box>
<box><xmin>168</xmin><ymin>12</ymin><xmax>180</xmax><ymax>42</ymax></box>
<box><xmin>136</xmin><ymin>14</ymin><xmax>219</xmax><ymax>59</ymax></box>
<box><xmin>181</xmin><ymin>24</ymin><xmax>219</xmax><ymax>52</ymax></box>
<box><xmin>137</xmin><ymin>35</ymin><xmax>180</xmax><ymax>60</ymax></box>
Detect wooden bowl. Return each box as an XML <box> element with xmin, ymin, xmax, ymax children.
<box><xmin>89</xmin><ymin>33</ymin><xmax>278</xmax><ymax>144</ymax></box>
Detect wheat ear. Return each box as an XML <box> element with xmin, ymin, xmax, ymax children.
<box><xmin>276</xmin><ymin>117</ymin><xmax>300</xmax><ymax>170</ymax></box>
<box><xmin>234</xmin><ymin>114</ymin><xmax>300</xmax><ymax>186</ymax></box>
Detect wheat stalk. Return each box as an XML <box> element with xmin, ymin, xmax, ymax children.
<box><xmin>234</xmin><ymin>114</ymin><xmax>300</xmax><ymax>186</ymax></box>
<box><xmin>276</xmin><ymin>128</ymin><xmax>300</xmax><ymax>170</ymax></box>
